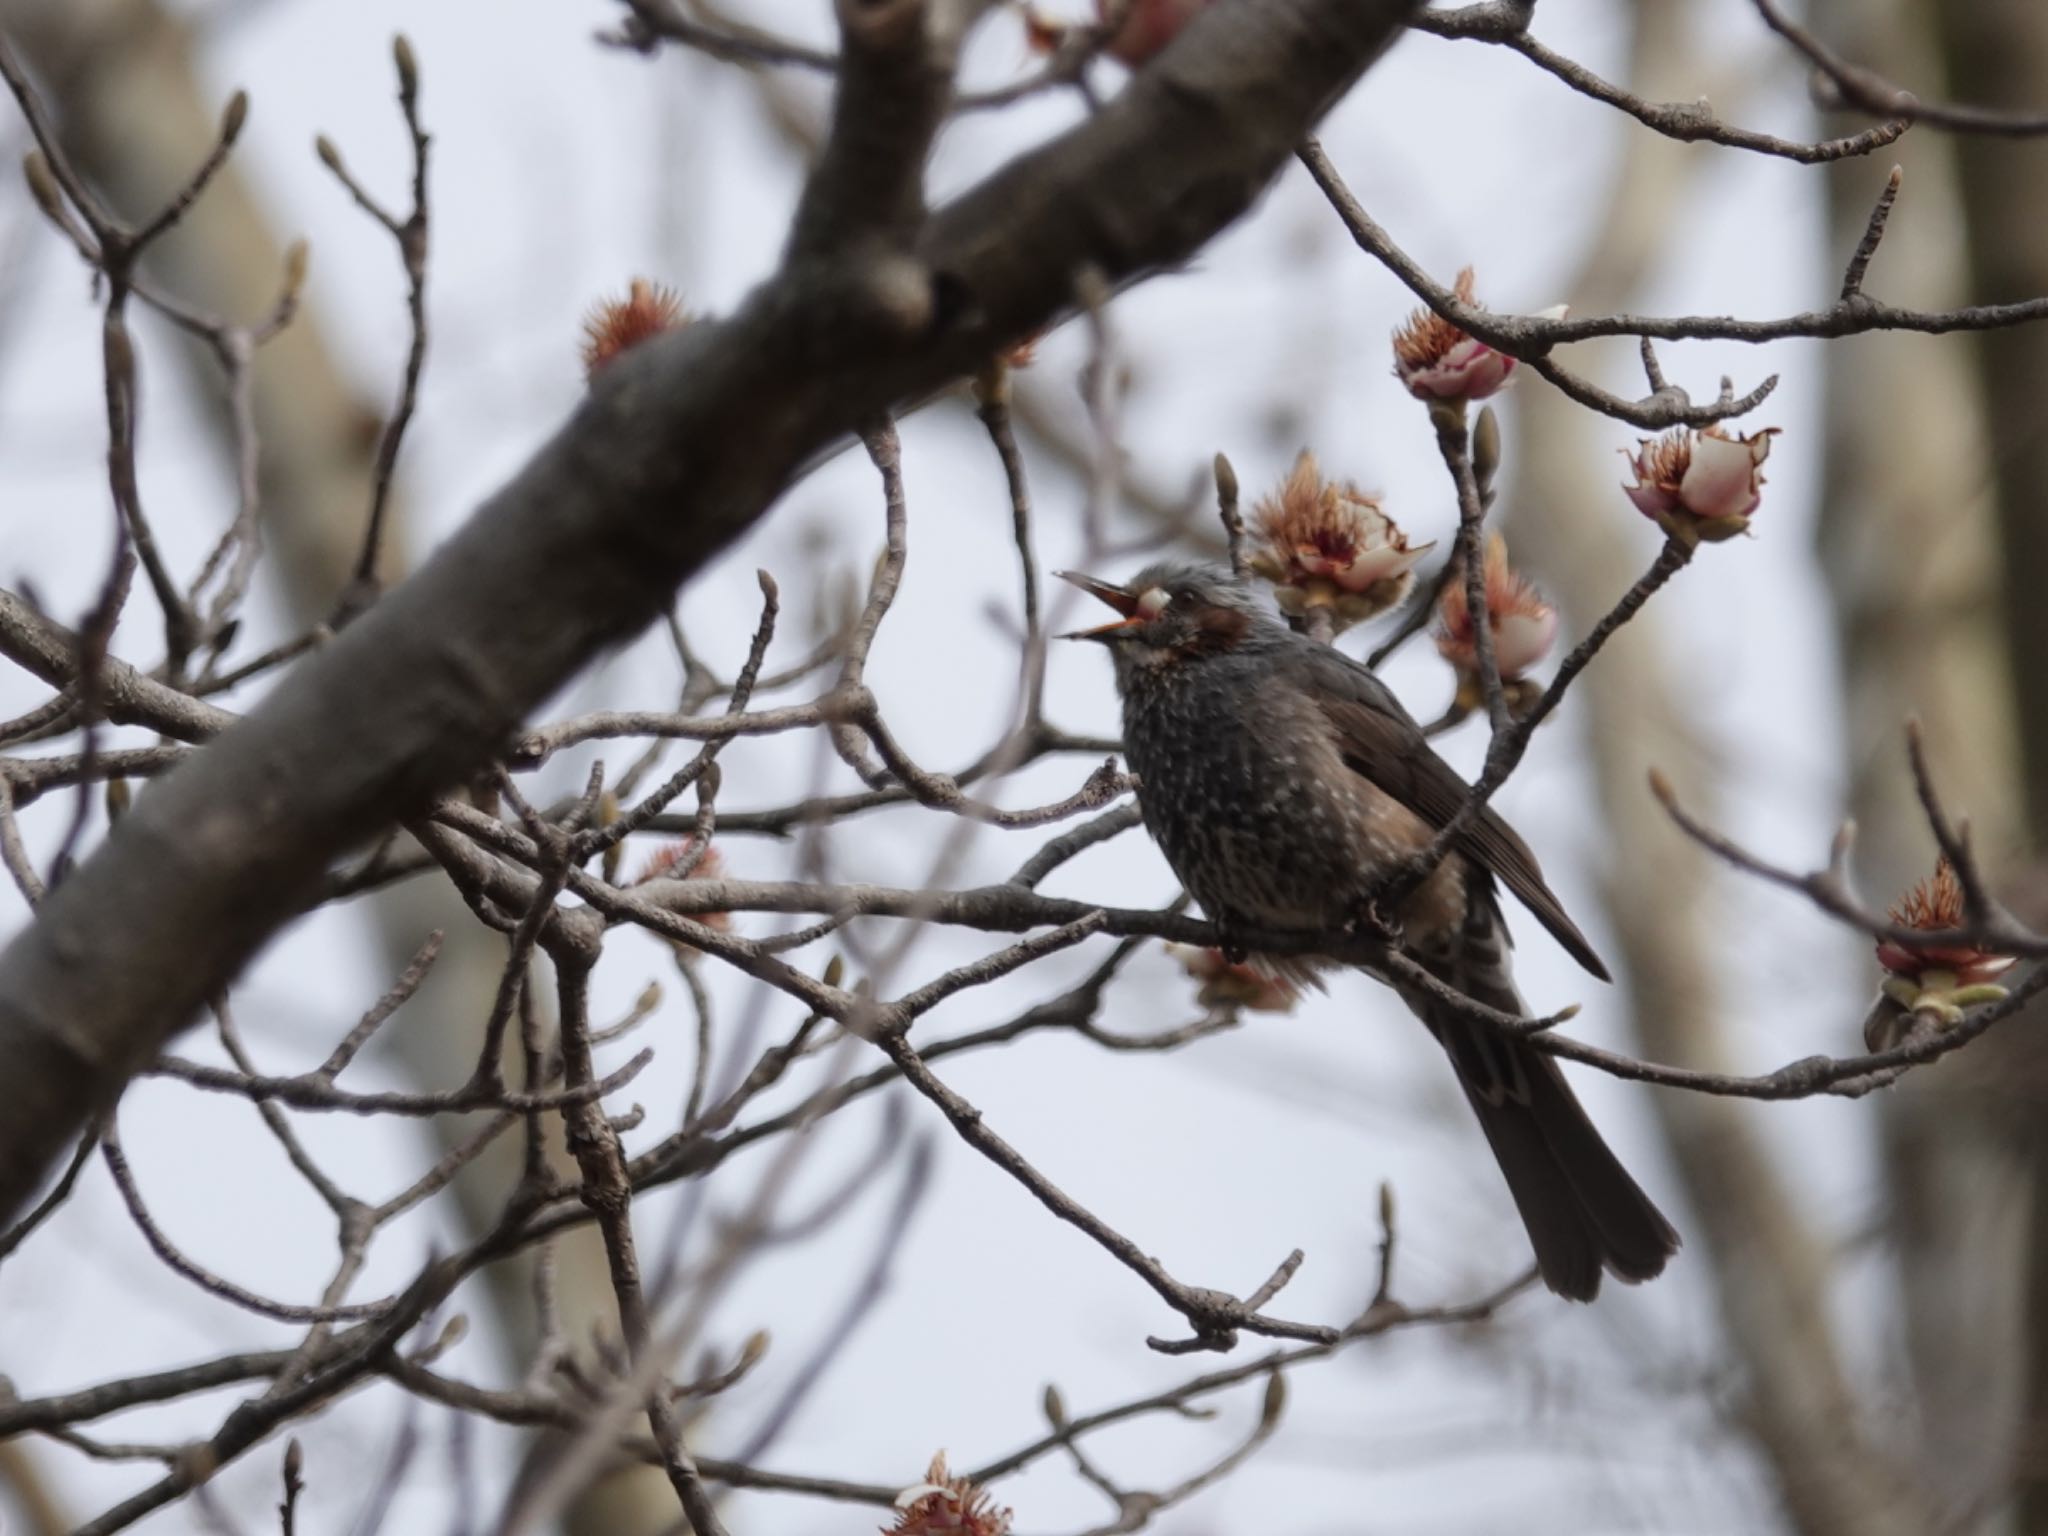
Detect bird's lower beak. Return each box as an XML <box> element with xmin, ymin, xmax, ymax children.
<box><xmin>1055</xmin><ymin>570</ymin><xmax>1142</xmax><ymax>640</ymax></box>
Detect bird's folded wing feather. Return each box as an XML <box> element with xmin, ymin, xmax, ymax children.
<box><xmin>1298</xmin><ymin>645</ymin><xmax>1611</xmax><ymax>982</ymax></box>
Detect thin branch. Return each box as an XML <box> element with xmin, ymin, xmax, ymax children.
<box><xmin>1412</xmin><ymin>2</ymin><xmax>1913</xmax><ymax>162</ymax></box>
<box><xmin>1752</xmin><ymin>0</ymin><xmax>2048</xmax><ymax>135</ymax></box>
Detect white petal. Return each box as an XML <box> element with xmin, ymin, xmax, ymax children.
<box><xmin>1678</xmin><ymin>432</ymin><xmax>1762</xmax><ymax>521</ymax></box>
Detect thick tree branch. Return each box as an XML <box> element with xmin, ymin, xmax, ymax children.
<box><xmin>0</xmin><ymin>0</ymin><xmax>1423</xmax><ymax>1223</ymax></box>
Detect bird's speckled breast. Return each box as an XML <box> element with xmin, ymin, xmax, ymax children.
<box><xmin>1118</xmin><ymin>651</ymin><xmax>1466</xmax><ymax>944</ymax></box>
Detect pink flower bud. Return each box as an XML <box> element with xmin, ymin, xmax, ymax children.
<box><xmin>1622</xmin><ymin>424</ymin><xmax>1780</xmax><ymax>544</ymax></box>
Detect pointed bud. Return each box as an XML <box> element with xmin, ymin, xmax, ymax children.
<box><xmin>392</xmin><ymin>35</ymin><xmax>420</xmax><ymax>100</ymax></box>
<box><xmin>22</xmin><ymin>152</ymin><xmax>65</xmax><ymax>227</ymax></box>
<box><xmin>1472</xmin><ymin>405</ymin><xmax>1502</xmax><ymax>503</ymax></box>
<box><xmin>281</xmin><ymin>239</ymin><xmax>311</xmax><ymax>302</ymax></box>
<box><xmin>1042</xmin><ymin>1383</ymin><xmax>1067</xmax><ymax>1428</ymax></box>
<box><xmin>220</xmin><ymin>90</ymin><xmax>250</xmax><ymax>145</ymax></box>
<box><xmin>1260</xmin><ymin>1370</ymin><xmax>1287</xmax><ymax>1426</ymax></box>
<box><xmin>1212</xmin><ymin>451</ymin><xmax>1238</xmax><ymax>506</ymax></box>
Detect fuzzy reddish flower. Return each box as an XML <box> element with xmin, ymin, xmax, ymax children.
<box><xmin>631</xmin><ymin>837</ymin><xmax>732</xmax><ymax>935</ymax></box>
<box><xmin>1174</xmin><ymin>946</ymin><xmax>1299</xmax><ymax>1014</ymax></box>
<box><xmin>1250</xmin><ymin>449</ymin><xmax>1431</xmax><ymax>634</ymax></box>
<box><xmin>1435</xmin><ymin>533</ymin><xmax>1557</xmax><ymax>683</ymax></box>
<box><xmin>580</xmin><ymin>278</ymin><xmax>689</xmax><ymax>379</ymax></box>
<box><xmin>1097</xmin><ymin>0</ymin><xmax>1211</xmax><ymax>64</ymax></box>
<box><xmin>1022</xmin><ymin>0</ymin><xmax>1206</xmax><ymax>65</ymax></box>
<box><xmin>1876</xmin><ymin>859</ymin><xmax>2013</xmax><ymax>989</ymax></box>
<box><xmin>884</xmin><ymin>1452</ymin><xmax>1012</xmax><ymax>1536</ymax></box>
<box><xmin>1021</xmin><ymin>5</ymin><xmax>1067</xmax><ymax>53</ymax></box>
<box><xmin>1000</xmin><ymin>331</ymin><xmax>1041</xmax><ymax>370</ymax></box>
<box><xmin>1623</xmin><ymin>424</ymin><xmax>1779</xmax><ymax>545</ymax></box>
<box><xmin>1391</xmin><ymin>268</ymin><xmax>1558</xmax><ymax>403</ymax></box>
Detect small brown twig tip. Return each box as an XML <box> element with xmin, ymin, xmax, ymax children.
<box><xmin>314</xmin><ymin>135</ymin><xmax>343</xmax><ymax>173</ymax></box>
<box><xmin>393</xmin><ymin>35</ymin><xmax>420</xmax><ymax>98</ymax></box>
<box><xmin>1259</xmin><ymin>1370</ymin><xmax>1287</xmax><ymax>1426</ymax></box>
<box><xmin>1212</xmin><ymin>452</ymin><xmax>1238</xmax><ymax>502</ymax></box>
<box><xmin>221</xmin><ymin>90</ymin><xmax>250</xmax><ymax>144</ymax></box>
<box><xmin>1043</xmin><ymin>1383</ymin><xmax>1068</xmax><ymax>1428</ymax></box>
<box><xmin>282</xmin><ymin>239</ymin><xmax>311</xmax><ymax>299</ymax></box>
<box><xmin>21</xmin><ymin>152</ymin><xmax>64</xmax><ymax>225</ymax></box>
<box><xmin>1646</xmin><ymin>766</ymin><xmax>1676</xmax><ymax>806</ymax></box>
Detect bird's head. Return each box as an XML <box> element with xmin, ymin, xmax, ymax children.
<box><xmin>1056</xmin><ymin>562</ymin><xmax>1269</xmax><ymax>682</ymax></box>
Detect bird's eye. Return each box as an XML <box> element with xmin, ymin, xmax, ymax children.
<box><xmin>1137</xmin><ymin>587</ymin><xmax>1170</xmax><ymax>617</ymax></box>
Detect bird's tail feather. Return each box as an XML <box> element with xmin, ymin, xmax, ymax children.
<box><xmin>1400</xmin><ymin>911</ymin><xmax>1679</xmax><ymax>1301</ymax></box>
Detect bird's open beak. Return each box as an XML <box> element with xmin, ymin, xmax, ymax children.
<box><xmin>1055</xmin><ymin>570</ymin><xmax>1142</xmax><ymax>640</ymax></box>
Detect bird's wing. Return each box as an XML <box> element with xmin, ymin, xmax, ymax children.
<box><xmin>1297</xmin><ymin>643</ymin><xmax>1611</xmax><ymax>982</ymax></box>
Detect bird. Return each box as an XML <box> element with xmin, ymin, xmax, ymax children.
<box><xmin>1059</xmin><ymin>560</ymin><xmax>1678</xmax><ymax>1301</ymax></box>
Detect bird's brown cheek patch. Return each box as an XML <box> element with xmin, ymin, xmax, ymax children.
<box><xmin>1185</xmin><ymin>605</ymin><xmax>1251</xmax><ymax>654</ymax></box>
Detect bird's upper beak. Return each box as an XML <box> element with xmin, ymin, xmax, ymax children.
<box><xmin>1055</xmin><ymin>570</ymin><xmax>1142</xmax><ymax>640</ymax></box>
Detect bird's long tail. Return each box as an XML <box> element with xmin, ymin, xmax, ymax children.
<box><xmin>1396</xmin><ymin>901</ymin><xmax>1679</xmax><ymax>1302</ymax></box>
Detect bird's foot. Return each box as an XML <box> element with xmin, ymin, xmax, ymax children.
<box><xmin>1353</xmin><ymin>902</ymin><xmax>1403</xmax><ymax>946</ymax></box>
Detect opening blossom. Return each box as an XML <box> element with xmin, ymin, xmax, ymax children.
<box><xmin>1875</xmin><ymin>859</ymin><xmax>2015</xmax><ymax>1023</ymax></box>
<box><xmin>1098</xmin><ymin>0</ymin><xmax>1210</xmax><ymax>63</ymax></box>
<box><xmin>1174</xmin><ymin>945</ymin><xmax>1301</xmax><ymax>1014</ymax></box>
<box><xmin>1392</xmin><ymin>267</ymin><xmax>1561</xmax><ymax>404</ymax></box>
<box><xmin>631</xmin><ymin>837</ymin><xmax>732</xmax><ymax>947</ymax></box>
<box><xmin>1622</xmin><ymin>424</ymin><xmax>1780</xmax><ymax>545</ymax></box>
<box><xmin>580</xmin><ymin>277</ymin><xmax>689</xmax><ymax>379</ymax></box>
<box><xmin>1023</xmin><ymin>0</ymin><xmax>1209</xmax><ymax>67</ymax></box>
<box><xmin>1435</xmin><ymin>533</ymin><xmax>1557</xmax><ymax>715</ymax></box>
<box><xmin>884</xmin><ymin>1452</ymin><xmax>1013</xmax><ymax>1536</ymax></box>
<box><xmin>1250</xmin><ymin>449</ymin><xmax>1432</xmax><ymax>635</ymax></box>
